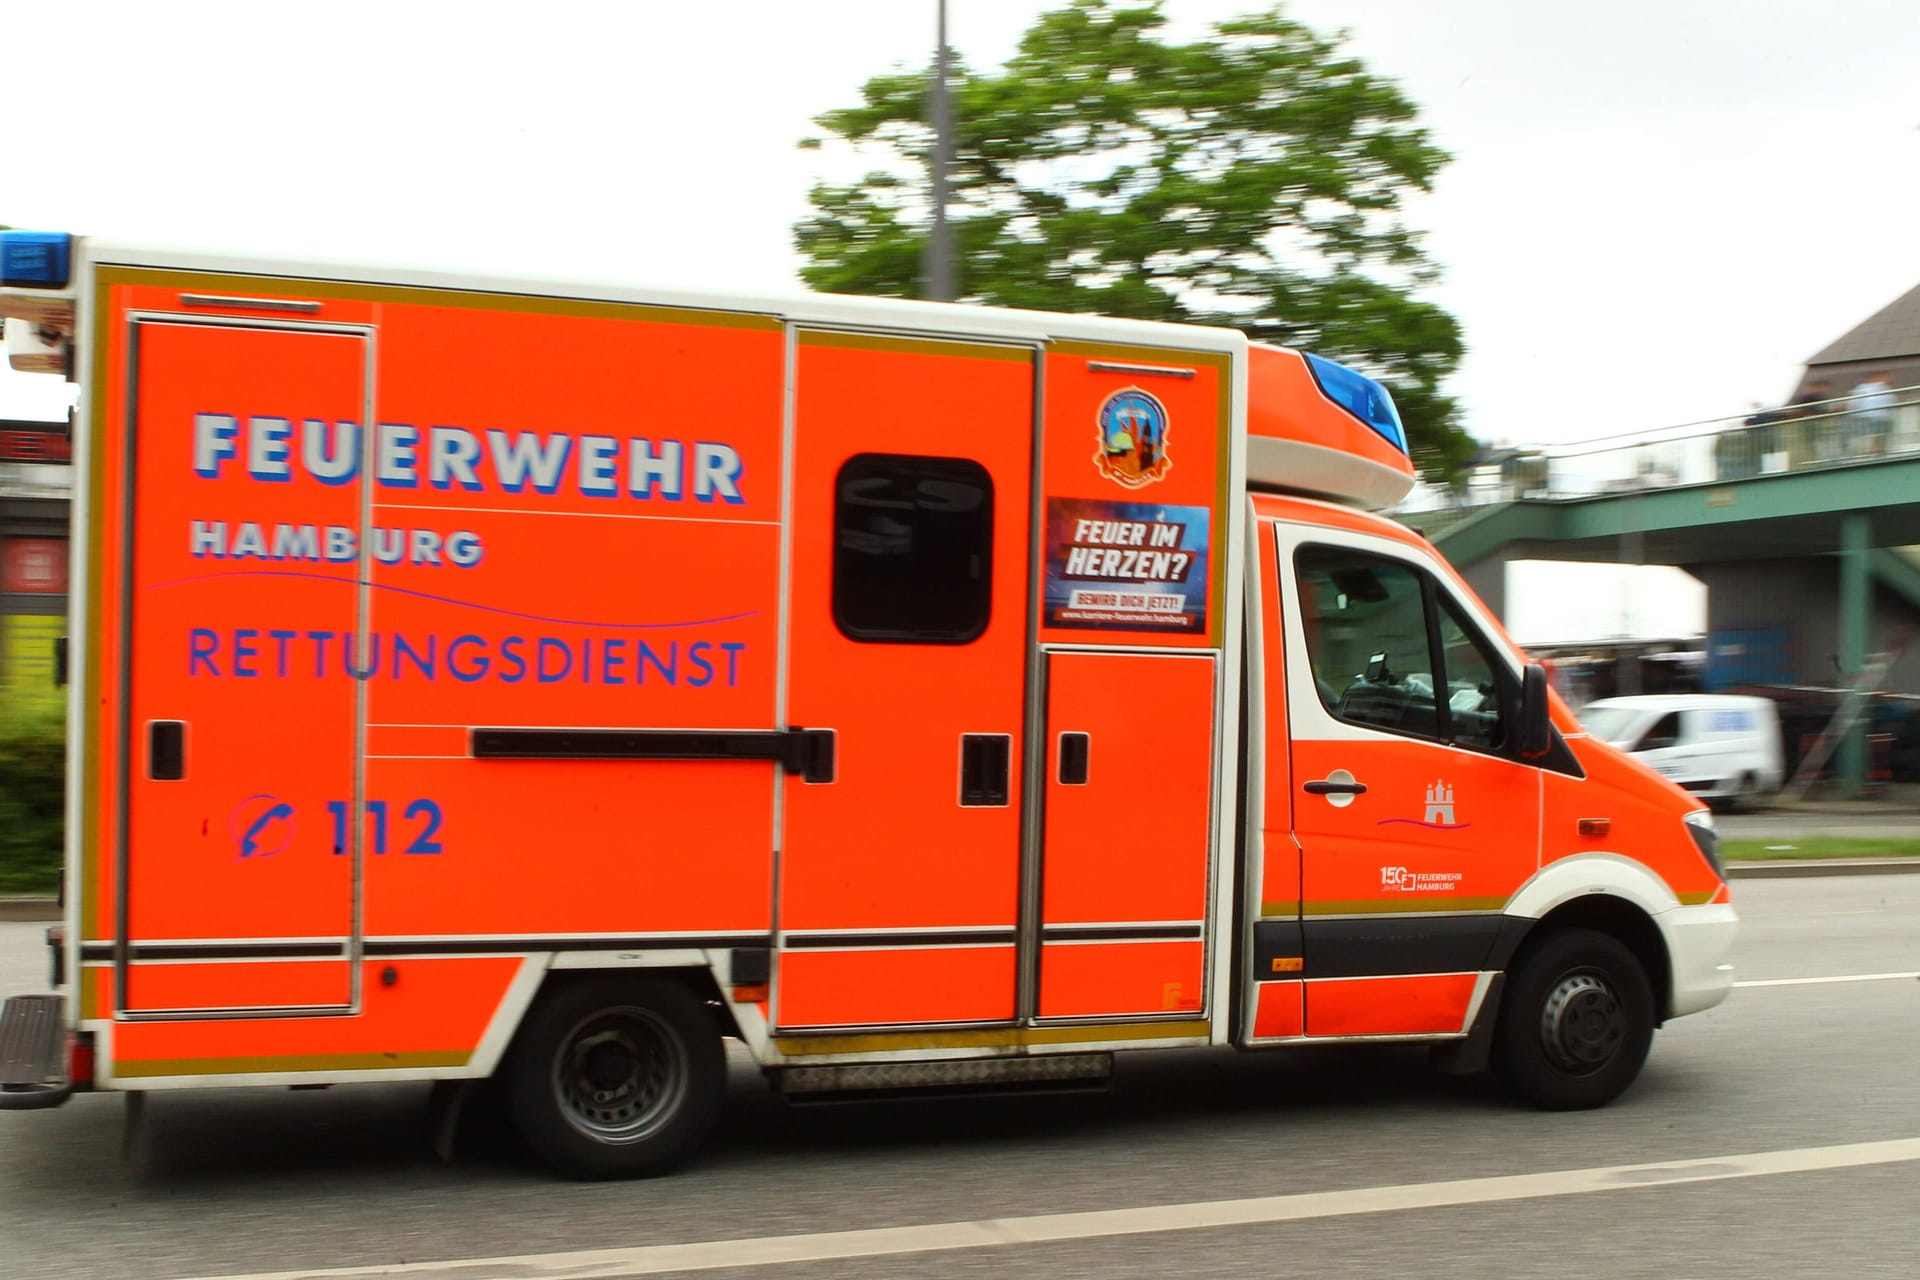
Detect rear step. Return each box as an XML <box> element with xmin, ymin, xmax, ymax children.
<box><xmin>0</xmin><ymin>994</ymin><xmax>73</xmax><ymax>1110</ymax></box>
<box><xmin>776</xmin><ymin>1052</ymin><xmax>1112</xmax><ymax>1105</ymax></box>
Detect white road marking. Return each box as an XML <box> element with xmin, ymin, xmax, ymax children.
<box><xmin>1736</xmin><ymin>971</ymin><xmax>1920</xmax><ymax>988</ymax></box>
<box><xmin>181</xmin><ymin>1137</ymin><xmax>1920</xmax><ymax>1280</ymax></box>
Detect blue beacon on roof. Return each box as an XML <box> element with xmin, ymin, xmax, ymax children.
<box><xmin>1303</xmin><ymin>352</ymin><xmax>1408</xmax><ymax>455</ymax></box>
<box><xmin>0</xmin><ymin>230</ymin><xmax>72</xmax><ymax>287</ymax></box>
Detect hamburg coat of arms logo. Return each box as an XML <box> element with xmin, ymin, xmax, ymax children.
<box><xmin>1093</xmin><ymin>387</ymin><xmax>1171</xmax><ymax>488</ymax></box>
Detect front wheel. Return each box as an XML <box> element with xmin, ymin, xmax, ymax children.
<box><xmin>505</xmin><ymin>975</ymin><xmax>725</xmax><ymax>1179</ymax></box>
<box><xmin>1495</xmin><ymin>928</ymin><xmax>1655</xmax><ymax>1110</ymax></box>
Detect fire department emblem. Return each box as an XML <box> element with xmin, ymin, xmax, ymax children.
<box><xmin>1093</xmin><ymin>387</ymin><xmax>1171</xmax><ymax>488</ymax></box>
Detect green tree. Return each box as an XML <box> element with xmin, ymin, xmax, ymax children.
<box><xmin>796</xmin><ymin>0</ymin><xmax>1472</xmax><ymax>479</ymax></box>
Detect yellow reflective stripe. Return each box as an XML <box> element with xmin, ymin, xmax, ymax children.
<box><xmin>1304</xmin><ymin>897</ymin><xmax>1509</xmax><ymax>916</ymax></box>
<box><xmin>114</xmin><ymin>1050</ymin><xmax>471</xmax><ymax>1077</ymax></box>
<box><xmin>94</xmin><ymin>265</ymin><xmax>783</xmax><ymax>330</ymax></box>
<box><xmin>797</xmin><ymin>329</ymin><xmax>1032</xmax><ymax>362</ymax></box>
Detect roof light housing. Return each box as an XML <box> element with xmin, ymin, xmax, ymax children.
<box><xmin>0</xmin><ymin>231</ymin><xmax>72</xmax><ymax>288</ymax></box>
<box><xmin>1303</xmin><ymin>352</ymin><xmax>1408</xmax><ymax>455</ymax></box>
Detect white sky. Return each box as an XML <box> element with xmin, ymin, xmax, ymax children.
<box><xmin>4</xmin><ymin>0</ymin><xmax>1911</xmax><ymax>640</ymax></box>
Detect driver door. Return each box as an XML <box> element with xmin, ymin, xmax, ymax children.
<box><xmin>1278</xmin><ymin>527</ymin><xmax>1541</xmax><ymax>1037</ymax></box>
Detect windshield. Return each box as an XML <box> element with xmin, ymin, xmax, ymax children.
<box><xmin>1576</xmin><ymin>704</ymin><xmax>1644</xmax><ymax>744</ymax></box>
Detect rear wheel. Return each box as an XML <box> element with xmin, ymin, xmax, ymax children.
<box><xmin>1496</xmin><ymin>928</ymin><xmax>1654</xmax><ymax>1110</ymax></box>
<box><xmin>505</xmin><ymin>975</ymin><xmax>724</xmax><ymax>1179</ymax></box>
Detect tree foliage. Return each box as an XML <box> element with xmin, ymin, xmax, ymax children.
<box><xmin>796</xmin><ymin>0</ymin><xmax>1472</xmax><ymax>478</ymax></box>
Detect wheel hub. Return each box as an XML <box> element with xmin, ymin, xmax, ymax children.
<box><xmin>553</xmin><ymin>1009</ymin><xmax>687</xmax><ymax>1143</ymax></box>
<box><xmin>1540</xmin><ymin>973</ymin><xmax>1623</xmax><ymax>1072</ymax></box>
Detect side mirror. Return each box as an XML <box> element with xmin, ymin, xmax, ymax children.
<box><xmin>1518</xmin><ymin>662</ymin><xmax>1552</xmax><ymax>759</ymax></box>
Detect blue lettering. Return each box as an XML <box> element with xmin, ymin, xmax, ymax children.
<box><xmin>536</xmin><ymin>637</ymin><xmax>572</xmax><ymax>682</ymax></box>
<box><xmin>343</xmin><ymin>633</ymin><xmax>382</xmax><ymax>680</ymax></box>
<box><xmin>500</xmin><ymin>636</ymin><xmax>528</xmax><ymax>683</ymax></box>
<box><xmin>189</xmin><ymin>628</ymin><xmax>220</xmax><ymax>675</ymax></box>
<box><xmin>602</xmin><ymin>638</ymin><xmax>626</xmax><ymax>683</ymax></box>
<box><xmin>269</xmin><ymin>629</ymin><xmax>296</xmax><ymax>677</ymax></box>
<box><xmin>447</xmin><ymin>635</ymin><xmax>489</xmax><ymax>682</ymax></box>
<box><xmin>392</xmin><ymin>632</ymin><xmax>437</xmax><ymax>681</ymax></box>
<box><xmin>306</xmin><ymin>630</ymin><xmax>335</xmax><ymax>677</ymax></box>
<box><xmin>637</xmin><ymin>640</ymin><xmax>676</xmax><ymax>685</ymax></box>
<box><xmin>722</xmin><ymin>642</ymin><xmax>746</xmax><ymax>687</ymax></box>
<box><xmin>687</xmin><ymin>641</ymin><xmax>714</xmax><ymax>688</ymax></box>
<box><xmin>233</xmin><ymin>628</ymin><xmax>260</xmax><ymax>677</ymax></box>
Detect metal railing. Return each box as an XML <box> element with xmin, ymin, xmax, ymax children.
<box><xmin>1398</xmin><ymin>384</ymin><xmax>1920</xmax><ymax>517</ymax></box>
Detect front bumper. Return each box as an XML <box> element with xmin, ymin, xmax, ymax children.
<box><xmin>1658</xmin><ymin>901</ymin><xmax>1739</xmax><ymax>1018</ymax></box>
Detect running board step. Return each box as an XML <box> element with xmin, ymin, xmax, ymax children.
<box><xmin>776</xmin><ymin>1052</ymin><xmax>1112</xmax><ymax>1103</ymax></box>
<box><xmin>0</xmin><ymin>993</ymin><xmax>73</xmax><ymax>1110</ymax></box>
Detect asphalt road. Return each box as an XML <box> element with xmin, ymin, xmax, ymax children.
<box><xmin>2</xmin><ymin>876</ymin><xmax>1916</xmax><ymax>1280</ymax></box>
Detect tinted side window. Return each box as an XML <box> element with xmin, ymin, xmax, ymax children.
<box><xmin>1438</xmin><ymin>596</ymin><xmax>1507</xmax><ymax>752</ymax></box>
<box><xmin>1296</xmin><ymin>546</ymin><xmax>1439</xmax><ymax>739</ymax></box>
<box><xmin>833</xmin><ymin>454</ymin><xmax>993</xmax><ymax>643</ymax></box>
<box><xmin>1639</xmin><ymin>712</ymin><xmax>1683</xmax><ymax>751</ymax></box>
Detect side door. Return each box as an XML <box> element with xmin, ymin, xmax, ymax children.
<box><xmin>1276</xmin><ymin>525</ymin><xmax>1540</xmax><ymax>1038</ymax></box>
<box><xmin>775</xmin><ymin>331</ymin><xmax>1035</xmax><ymax>1029</ymax></box>
<box><xmin>119</xmin><ymin>318</ymin><xmax>369</xmax><ymax>1015</ymax></box>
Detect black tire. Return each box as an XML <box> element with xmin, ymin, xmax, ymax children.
<box><xmin>1495</xmin><ymin>928</ymin><xmax>1654</xmax><ymax>1111</ymax></box>
<box><xmin>504</xmin><ymin>975</ymin><xmax>725</xmax><ymax>1179</ymax></box>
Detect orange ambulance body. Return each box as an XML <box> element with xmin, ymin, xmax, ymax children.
<box><xmin>0</xmin><ymin>234</ymin><xmax>1735</xmax><ymax>1177</ymax></box>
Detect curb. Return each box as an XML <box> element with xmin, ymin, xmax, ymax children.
<box><xmin>0</xmin><ymin>899</ymin><xmax>61</xmax><ymax>922</ymax></box>
<box><xmin>1725</xmin><ymin>857</ymin><xmax>1920</xmax><ymax>879</ymax></box>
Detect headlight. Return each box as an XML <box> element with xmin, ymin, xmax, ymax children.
<box><xmin>1683</xmin><ymin>808</ymin><xmax>1723</xmax><ymax>880</ymax></box>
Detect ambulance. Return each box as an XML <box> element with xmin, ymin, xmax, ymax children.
<box><xmin>0</xmin><ymin>231</ymin><xmax>1735</xmax><ymax>1178</ymax></box>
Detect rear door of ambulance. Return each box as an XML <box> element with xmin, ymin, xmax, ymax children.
<box><xmin>90</xmin><ymin>276</ymin><xmax>374</xmax><ymax>1025</ymax></box>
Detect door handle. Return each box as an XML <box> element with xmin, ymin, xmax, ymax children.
<box><xmin>1303</xmin><ymin>778</ymin><xmax>1367</xmax><ymax>796</ymax></box>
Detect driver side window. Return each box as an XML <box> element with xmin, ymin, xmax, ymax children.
<box><xmin>1294</xmin><ymin>544</ymin><xmax>1510</xmax><ymax>752</ymax></box>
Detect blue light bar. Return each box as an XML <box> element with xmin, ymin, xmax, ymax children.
<box><xmin>1304</xmin><ymin>352</ymin><xmax>1407</xmax><ymax>454</ymax></box>
<box><xmin>0</xmin><ymin>231</ymin><xmax>73</xmax><ymax>287</ymax></box>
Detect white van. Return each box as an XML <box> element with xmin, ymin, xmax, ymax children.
<box><xmin>1577</xmin><ymin>694</ymin><xmax>1784</xmax><ymax>809</ymax></box>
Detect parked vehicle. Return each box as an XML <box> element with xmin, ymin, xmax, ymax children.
<box><xmin>0</xmin><ymin>230</ymin><xmax>1735</xmax><ymax>1178</ymax></box>
<box><xmin>1577</xmin><ymin>694</ymin><xmax>1784</xmax><ymax>809</ymax></box>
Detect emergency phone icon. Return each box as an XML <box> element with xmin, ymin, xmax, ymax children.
<box><xmin>229</xmin><ymin>794</ymin><xmax>296</xmax><ymax>859</ymax></box>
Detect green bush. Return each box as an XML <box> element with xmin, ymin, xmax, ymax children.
<box><xmin>0</xmin><ymin>707</ymin><xmax>64</xmax><ymax>895</ymax></box>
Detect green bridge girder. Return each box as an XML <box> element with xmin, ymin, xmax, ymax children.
<box><xmin>1429</xmin><ymin>455</ymin><xmax>1920</xmax><ymax>795</ymax></box>
<box><xmin>1432</xmin><ymin>455</ymin><xmax>1920</xmax><ymax>572</ymax></box>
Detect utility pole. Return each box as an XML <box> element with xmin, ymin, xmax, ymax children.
<box><xmin>924</xmin><ymin>0</ymin><xmax>957</xmax><ymax>302</ymax></box>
